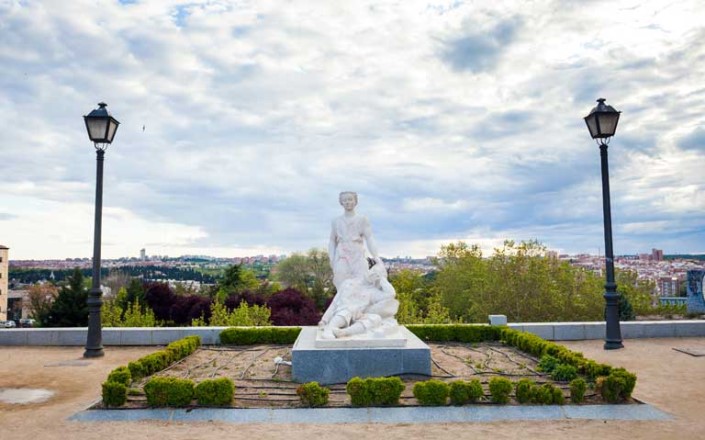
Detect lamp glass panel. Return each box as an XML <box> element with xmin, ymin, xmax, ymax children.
<box><xmin>597</xmin><ymin>113</ymin><xmax>619</xmax><ymax>137</ymax></box>
<box><xmin>86</xmin><ymin>118</ymin><xmax>109</xmax><ymax>141</ymax></box>
<box><xmin>585</xmin><ymin>114</ymin><xmax>600</xmax><ymax>138</ymax></box>
<box><xmin>106</xmin><ymin>119</ymin><xmax>118</xmax><ymax>143</ymax></box>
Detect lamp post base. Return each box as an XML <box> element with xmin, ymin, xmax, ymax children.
<box><xmin>83</xmin><ymin>347</ymin><xmax>105</xmax><ymax>358</ymax></box>
<box><xmin>603</xmin><ymin>339</ymin><xmax>624</xmax><ymax>350</ymax></box>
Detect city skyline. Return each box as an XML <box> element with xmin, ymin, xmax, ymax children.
<box><xmin>2</xmin><ymin>1</ymin><xmax>704</xmax><ymax>260</ymax></box>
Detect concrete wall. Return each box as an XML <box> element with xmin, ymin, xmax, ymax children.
<box><xmin>0</xmin><ymin>321</ymin><xmax>704</xmax><ymax>346</ymax></box>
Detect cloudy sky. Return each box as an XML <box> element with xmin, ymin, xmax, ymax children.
<box><xmin>1</xmin><ymin>0</ymin><xmax>704</xmax><ymax>260</ymax></box>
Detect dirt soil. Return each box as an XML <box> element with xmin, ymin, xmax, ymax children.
<box><xmin>1</xmin><ymin>338</ymin><xmax>704</xmax><ymax>440</ymax></box>
<box><xmin>121</xmin><ymin>342</ymin><xmax>594</xmax><ymax>408</ymax></box>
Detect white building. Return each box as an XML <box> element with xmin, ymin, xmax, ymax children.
<box><xmin>0</xmin><ymin>245</ymin><xmax>9</xmax><ymax>320</ymax></box>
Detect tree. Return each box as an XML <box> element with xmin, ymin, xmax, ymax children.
<box><xmin>274</xmin><ymin>249</ymin><xmax>334</xmax><ymax>309</ymax></box>
<box><xmin>42</xmin><ymin>268</ymin><xmax>88</xmax><ymax>327</ymax></box>
<box><xmin>430</xmin><ymin>240</ymin><xmax>605</xmax><ymax>323</ymax></box>
<box><xmin>267</xmin><ymin>288</ymin><xmax>321</xmax><ymax>325</ymax></box>
<box><xmin>25</xmin><ymin>283</ymin><xmax>58</xmax><ymax>322</ymax></box>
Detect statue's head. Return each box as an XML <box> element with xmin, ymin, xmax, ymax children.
<box><xmin>339</xmin><ymin>191</ymin><xmax>358</xmax><ymax>209</ymax></box>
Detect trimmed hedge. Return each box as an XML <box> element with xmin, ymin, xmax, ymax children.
<box><xmin>296</xmin><ymin>382</ymin><xmax>330</xmax><ymax>407</ymax></box>
<box><xmin>488</xmin><ymin>377</ymin><xmax>512</xmax><ymax>404</ymax></box>
<box><xmin>407</xmin><ymin>324</ymin><xmax>502</xmax><ymax>343</ymax></box>
<box><xmin>598</xmin><ymin>368</ymin><xmax>637</xmax><ymax>403</ymax></box>
<box><xmin>346</xmin><ymin>377</ymin><xmax>405</xmax><ymax>407</ymax></box>
<box><xmin>128</xmin><ymin>360</ymin><xmax>146</xmax><ymax>381</ymax></box>
<box><xmin>102</xmin><ymin>381</ymin><xmax>127</xmax><ymax>407</ymax></box>
<box><xmin>551</xmin><ymin>364</ymin><xmax>578</xmax><ymax>382</ymax></box>
<box><xmin>515</xmin><ymin>378</ymin><xmax>535</xmax><ymax>404</ymax></box>
<box><xmin>220</xmin><ymin>327</ymin><xmax>301</xmax><ymax>345</ymax></box>
<box><xmin>499</xmin><ymin>328</ymin><xmax>618</xmax><ymax>381</ymax></box>
<box><xmin>107</xmin><ymin>366</ymin><xmax>131</xmax><ymax>386</ymax></box>
<box><xmin>449</xmin><ymin>379</ymin><xmax>483</xmax><ymax>405</ymax></box>
<box><xmin>570</xmin><ymin>378</ymin><xmax>587</xmax><ymax>403</ymax></box>
<box><xmin>195</xmin><ymin>378</ymin><xmax>235</xmax><ymax>406</ymax></box>
<box><xmin>413</xmin><ymin>380</ymin><xmax>450</xmax><ymax>406</ymax></box>
<box><xmin>144</xmin><ymin>376</ymin><xmax>195</xmax><ymax>407</ymax></box>
<box><xmin>128</xmin><ymin>335</ymin><xmax>202</xmax><ymax>378</ymax></box>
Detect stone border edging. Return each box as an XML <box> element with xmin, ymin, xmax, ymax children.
<box><xmin>68</xmin><ymin>404</ymin><xmax>672</xmax><ymax>424</ymax></box>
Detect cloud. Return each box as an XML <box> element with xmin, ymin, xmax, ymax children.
<box><xmin>441</xmin><ymin>17</ymin><xmax>523</xmax><ymax>73</ymax></box>
<box><xmin>1</xmin><ymin>0</ymin><xmax>704</xmax><ymax>258</ymax></box>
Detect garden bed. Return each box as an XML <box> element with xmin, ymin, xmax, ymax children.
<box><xmin>96</xmin><ymin>329</ymin><xmax>633</xmax><ymax>409</ymax></box>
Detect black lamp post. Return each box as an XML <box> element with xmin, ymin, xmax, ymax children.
<box><xmin>83</xmin><ymin>102</ymin><xmax>120</xmax><ymax>358</ymax></box>
<box><xmin>584</xmin><ymin>98</ymin><xmax>624</xmax><ymax>350</ymax></box>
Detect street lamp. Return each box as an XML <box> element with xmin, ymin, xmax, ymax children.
<box><xmin>83</xmin><ymin>102</ymin><xmax>120</xmax><ymax>358</ymax></box>
<box><xmin>584</xmin><ymin>98</ymin><xmax>624</xmax><ymax>350</ymax></box>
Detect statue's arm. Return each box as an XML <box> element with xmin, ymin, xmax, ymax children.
<box><xmin>328</xmin><ymin>220</ymin><xmax>337</xmax><ymax>266</ymax></box>
<box><xmin>362</xmin><ymin>217</ymin><xmax>381</xmax><ymax>261</ymax></box>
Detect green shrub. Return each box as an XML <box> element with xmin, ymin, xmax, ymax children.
<box><xmin>580</xmin><ymin>360</ymin><xmax>612</xmax><ymax>381</ymax></box>
<box><xmin>139</xmin><ymin>351</ymin><xmax>171</xmax><ymax>375</ymax></box>
<box><xmin>407</xmin><ymin>325</ymin><xmax>502</xmax><ymax>343</ymax></box>
<box><xmin>346</xmin><ymin>377</ymin><xmax>405</xmax><ymax>407</ymax></box>
<box><xmin>537</xmin><ymin>355</ymin><xmax>560</xmax><ymax>373</ymax></box>
<box><xmin>219</xmin><ymin>327</ymin><xmax>301</xmax><ymax>345</ymax></box>
<box><xmin>296</xmin><ymin>382</ymin><xmax>330</xmax><ymax>407</ymax></box>
<box><xmin>128</xmin><ymin>361</ymin><xmax>146</xmax><ymax>381</ymax></box>
<box><xmin>532</xmin><ymin>383</ymin><xmax>552</xmax><ymax>404</ymax></box>
<box><xmin>166</xmin><ymin>335</ymin><xmax>201</xmax><ymax>361</ymax></box>
<box><xmin>144</xmin><ymin>377</ymin><xmax>195</xmax><ymax>407</ymax></box>
<box><xmin>570</xmin><ymin>378</ymin><xmax>587</xmax><ymax>403</ymax></box>
<box><xmin>488</xmin><ymin>377</ymin><xmax>512</xmax><ymax>404</ymax></box>
<box><xmin>550</xmin><ymin>384</ymin><xmax>565</xmax><ymax>405</ymax></box>
<box><xmin>515</xmin><ymin>379</ymin><xmax>535</xmax><ymax>404</ymax></box>
<box><xmin>598</xmin><ymin>368</ymin><xmax>637</xmax><ymax>403</ymax></box>
<box><xmin>449</xmin><ymin>379</ymin><xmax>483</xmax><ymax>405</ymax></box>
<box><xmin>551</xmin><ymin>364</ymin><xmax>578</xmax><ymax>382</ymax></box>
<box><xmin>102</xmin><ymin>381</ymin><xmax>127</xmax><ymax>407</ymax></box>
<box><xmin>413</xmin><ymin>380</ymin><xmax>450</xmax><ymax>406</ymax></box>
<box><xmin>107</xmin><ymin>366</ymin><xmax>132</xmax><ymax>386</ymax></box>
<box><xmin>194</xmin><ymin>378</ymin><xmax>235</xmax><ymax>406</ymax></box>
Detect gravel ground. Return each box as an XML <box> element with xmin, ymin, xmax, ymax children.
<box><xmin>0</xmin><ymin>337</ymin><xmax>703</xmax><ymax>440</ymax></box>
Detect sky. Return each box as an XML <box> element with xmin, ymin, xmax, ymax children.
<box><xmin>1</xmin><ymin>0</ymin><xmax>704</xmax><ymax>260</ymax></box>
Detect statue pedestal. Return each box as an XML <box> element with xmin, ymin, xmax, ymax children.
<box><xmin>291</xmin><ymin>326</ymin><xmax>431</xmax><ymax>385</ymax></box>
<box><xmin>314</xmin><ymin>326</ymin><xmax>407</xmax><ymax>348</ymax></box>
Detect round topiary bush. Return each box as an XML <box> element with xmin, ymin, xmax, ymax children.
<box><xmin>296</xmin><ymin>382</ymin><xmax>330</xmax><ymax>407</ymax></box>
<box><xmin>449</xmin><ymin>379</ymin><xmax>483</xmax><ymax>405</ymax></box>
<box><xmin>413</xmin><ymin>380</ymin><xmax>450</xmax><ymax>406</ymax></box>
<box><xmin>195</xmin><ymin>377</ymin><xmax>235</xmax><ymax>406</ymax></box>
<box><xmin>144</xmin><ymin>376</ymin><xmax>195</xmax><ymax>407</ymax></box>
<box><xmin>570</xmin><ymin>378</ymin><xmax>587</xmax><ymax>403</ymax></box>
<box><xmin>488</xmin><ymin>377</ymin><xmax>512</xmax><ymax>404</ymax></box>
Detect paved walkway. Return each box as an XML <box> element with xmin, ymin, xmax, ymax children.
<box><xmin>1</xmin><ymin>338</ymin><xmax>704</xmax><ymax>440</ymax></box>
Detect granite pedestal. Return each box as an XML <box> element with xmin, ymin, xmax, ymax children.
<box><xmin>291</xmin><ymin>326</ymin><xmax>431</xmax><ymax>385</ymax></box>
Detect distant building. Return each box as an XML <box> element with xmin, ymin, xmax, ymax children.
<box><xmin>658</xmin><ymin>276</ymin><xmax>681</xmax><ymax>296</ymax></box>
<box><xmin>140</xmin><ymin>248</ymin><xmax>146</xmax><ymax>261</ymax></box>
<box><xmin>0</xmin><ymin>245</ymin><xmax>8</xmax><ymax>320</ymax></box>
<box><xmin>652</xmin><ymin>248</ymin><xmax>664</xmax><ymax>262</ymax></box>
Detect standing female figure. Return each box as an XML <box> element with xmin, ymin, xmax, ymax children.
<box><xmin>328</xmin><ymin>191</ymin><xmax>381</xmax><ymax>291</ymax></box>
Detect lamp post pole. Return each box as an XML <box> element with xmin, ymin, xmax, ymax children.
<box><xmin>584</xmin><ymin>98</ymin><xmax>623</xmax><ymax>350</ymax></box>
<box><xmin>85</xmin><ymin>148</ymin><xmax>105</xmax><ymax>358</ymax></box>
<box><xmin>83</xmin><ymin>102</ymin><xmax>119</xmax><ymax>358</ymax></box>
<box><xmin>599</xmin><ymin>142</ymin><xmax>623</xmax><ymax>350</ymax></box>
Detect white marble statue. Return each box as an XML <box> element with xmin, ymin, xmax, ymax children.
<box><xmin>319</xmin><ymin>191</ymin><xmax>399</xmax><ymax>339</ymax></box>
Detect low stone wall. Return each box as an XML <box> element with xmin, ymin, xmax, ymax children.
<box><xmin>0</xmin><ymin>327</ymin><xmax>229</xmax><ymax>346</ymax></box>
<box><xmin>509</xmin><ymin>320</ymin><xmax>705</xmax><ymax>340</ymax></box>
<box><xmin>0</xmin><ymin>321</ymin><xmax>704</xmax><ymax>346</ymax></box>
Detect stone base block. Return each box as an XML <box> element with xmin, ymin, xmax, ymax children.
<box><xmin>292</xmin><ymin>326</ymin><xmax>431</xmax><ymax>385</ymax></box>
<box><xmin>314</xmin><ymin>326</ymin><xmax>407</xmax><ymax>348</ymax></box>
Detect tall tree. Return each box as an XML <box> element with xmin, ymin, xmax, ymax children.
<box><xmin>42</xmin><ymin>268</ymin><xmax>88</xmax><ymax>327</ymax></box>
<box><xmin>274</xmin><ymin>249</ymin><xmax>334</xmax><ymax>309</ymax></box>
<box><xmin>26</xmin><ymin>283</ymin><xmax>58</xmax><ymax>322</ymax></box>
